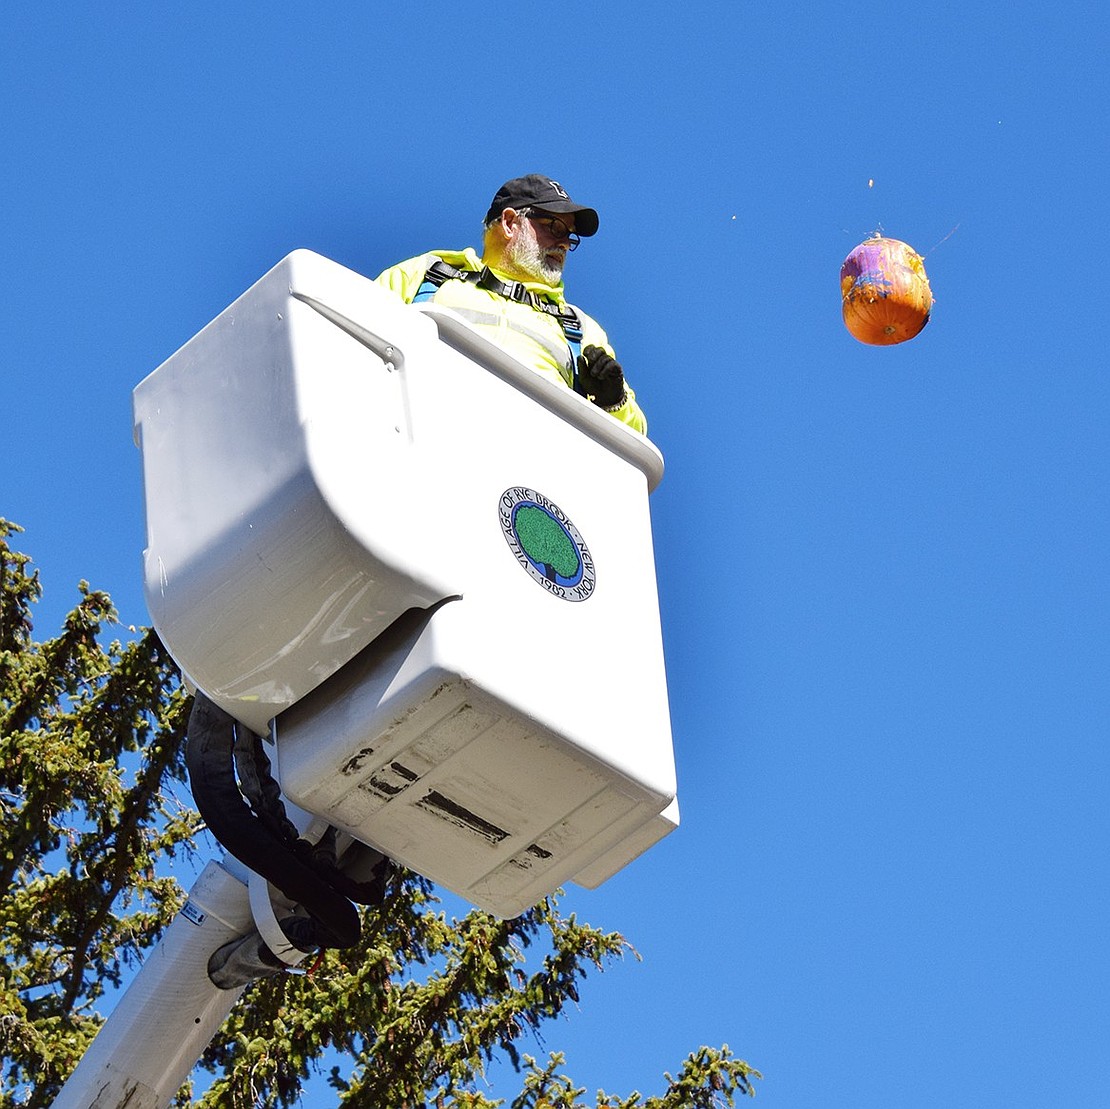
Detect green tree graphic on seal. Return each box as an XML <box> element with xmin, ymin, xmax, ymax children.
<box><xmin>514</xmin><ymin>504</ymin><xmax>580</xmax><ymax>582</ymax></box>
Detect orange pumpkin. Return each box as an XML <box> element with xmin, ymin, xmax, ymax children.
<box><xmin>840</xmin><ymin>236</ymin><xmax>932</xmax><ymax>345</ymax></box>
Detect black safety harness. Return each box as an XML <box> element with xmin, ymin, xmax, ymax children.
<box><xmin>413</xmin><ymin>259</ymin><xmax>585</xmax><ymax>391</ymax></box>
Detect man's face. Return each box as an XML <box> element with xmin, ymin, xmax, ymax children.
<box><xmin>502</xmin><ymin>209</ymin><xmax>574</xmax><ymax>286</ymax></box>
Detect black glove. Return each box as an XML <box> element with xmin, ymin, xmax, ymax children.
<box><xmin>577</xmin><ymin>345</ymin><xmax>626</xmax><ymax>408</ymax></box>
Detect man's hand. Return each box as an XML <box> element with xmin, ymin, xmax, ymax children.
<box><xmin>577</xmin><ymin>345</ymin><xmax>626</xmax><ymax>408</ymax></box>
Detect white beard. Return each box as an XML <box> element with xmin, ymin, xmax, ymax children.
<box><xmin>504</xmin><ymin>224</ymin><xmax>565</xmax><ymax>285</ymax></box>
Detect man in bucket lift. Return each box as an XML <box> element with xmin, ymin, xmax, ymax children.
<box><xmin>375</xmin><ymin>174</ymin><xmax>647</xmax><ymax>435</ymax></box>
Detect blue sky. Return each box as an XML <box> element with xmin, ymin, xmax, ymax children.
<box><xmin>4</xmin><ymin>3</ymin><xmax>1108</xmax><ymax>1105</ymax></box>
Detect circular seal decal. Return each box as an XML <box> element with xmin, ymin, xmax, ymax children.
<box><xmin>498</xmin><ymin>487</ymin><xmax>595</xmax><ymax>602</ymax></box>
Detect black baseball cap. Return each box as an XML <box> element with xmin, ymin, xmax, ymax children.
<box><xmin>485</xmin><ymin>174</ymin><xmax>599</xmax><ymax>237</ymax></box>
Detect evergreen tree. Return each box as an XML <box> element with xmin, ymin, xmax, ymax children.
<box><xmin>0</xmin><ymin>520</ymin><xmax>760</xmax><ymax>1107</ymax></box>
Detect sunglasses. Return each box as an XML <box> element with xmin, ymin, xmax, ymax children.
<box><xmin>523</xmin><ymin>210</ymin><xmax>581</xmax><ymax>251</ymax></box>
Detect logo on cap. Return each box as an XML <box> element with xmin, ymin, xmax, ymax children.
<box><xmin>498</xmin><ymin>487</ymin><xmax>595</xmax><ymax>601</ymax></box>
<box><xmin>548</xmin><ymin>180</ymin><xmax>570</xmax><ymax>199</ymax></box>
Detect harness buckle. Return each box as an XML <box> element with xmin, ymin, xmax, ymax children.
<box><xmin>426</xmin><ymin>259</ymin><xmax>462</xmax><ymax>285</ymax></box>
<box><xmin>560</xmin><ymin>313</ymin><xmax>583</xmax><ymax>343</ymax></box>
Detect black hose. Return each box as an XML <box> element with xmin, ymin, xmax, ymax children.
<box><xmin>236</xmin><ymin>728</ymin><xmax>392</xmax><ymax>905</ymax></box>
<box><xmin>185</xmin><ymin>691</ymin><xmax>361</xmax><ymax>950</ymax></box>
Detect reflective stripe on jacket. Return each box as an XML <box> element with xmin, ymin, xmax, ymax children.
<box><xmin>374</xmin><ymin>248</ymin><xmax>647</xmax><ymax>435</ymax></box>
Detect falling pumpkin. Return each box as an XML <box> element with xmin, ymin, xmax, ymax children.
<box><xmin>840</xmin><ymin>236</ymin><xmax>932</xmax><ymax>345</ymax></box>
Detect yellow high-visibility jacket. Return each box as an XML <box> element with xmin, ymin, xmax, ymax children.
<box><xmin>374</xmin><ymin>248</ymin><xmax>647</xmax><ymax>435</ymax></box>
